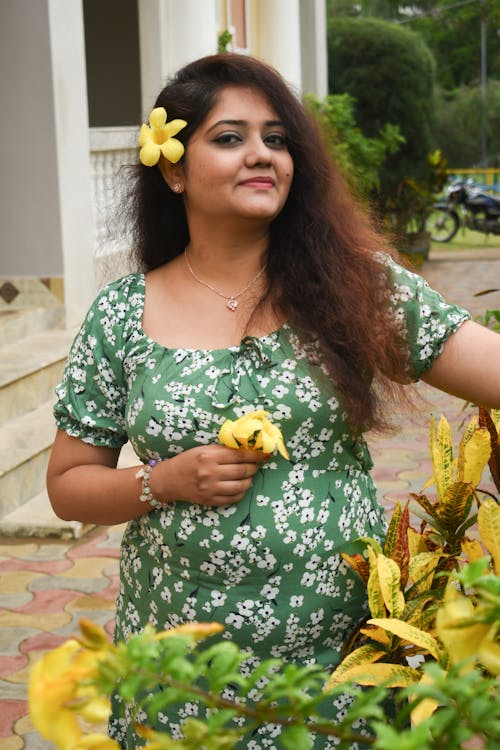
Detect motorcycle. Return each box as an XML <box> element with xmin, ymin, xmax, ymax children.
<box><xmin>425</xmin><ymin>179</ymin><xmax>500</xmax><ymax>242</ymax></box>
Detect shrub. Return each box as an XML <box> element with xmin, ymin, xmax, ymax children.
<box><xmin>327</xmin><ymin>17</ymin><xmax>437</xmax><ymax>195</ymax></box>
<box><xmin>304</xmin><ymin>92</ymin><xmax>404</xmax><ymax>201</ymax></box>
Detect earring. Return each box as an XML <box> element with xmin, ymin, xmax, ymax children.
<box><xmin>172</xmin><ymin>183</ymin><xmax>182</xmax><ymax>193</ymax></box>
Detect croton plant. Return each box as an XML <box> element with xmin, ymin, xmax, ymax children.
<box><xmin>29</xmin><ymin>410</ymin><xmax>500</xmax><ymax>750</ymax></box>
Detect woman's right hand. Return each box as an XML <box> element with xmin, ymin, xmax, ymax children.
<box><xmin>151</xmin><ymin>444</ymin><xmax>268</xmax><ymax>507</ymax></box>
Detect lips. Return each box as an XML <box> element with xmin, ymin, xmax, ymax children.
<box><xmin>239</xmin><ymin>177</ymin><xmax>275</xmax><ymax>188</ymax></box>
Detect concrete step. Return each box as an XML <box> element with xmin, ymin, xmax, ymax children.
<box><xmin>0</xmin><ymin>400</ymin><xmax>56</xmax><ymax>517</ymax></box>
<box><xmin>0</xmin><ymin>441</ymin><xmax>139</xmax><ymax>539</ymax></box>
<box><xmin>0</xmin><ymin>305</ymin><xmax>64</xmax><ymax>346</ymax></box>
<box><xmin>0</xmin><ymin>327</ymin><xmax>75</xmax><ymax>422</ymax></box>
<box><xmin>0</xmin><ymin>489</ymin><xmax>91</xmax><ymax>540</ymax></box>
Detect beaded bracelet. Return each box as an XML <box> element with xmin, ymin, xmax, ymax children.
<box><xmin>135</xmin><ymin>459</ymin><xmax>167</xmax><ymax>510</ymax></box>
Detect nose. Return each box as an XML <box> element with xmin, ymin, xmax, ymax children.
<box><xmin>244</xmin><ymin>135</ymin><xmax>272</xmax><ymax>167</ymax></box>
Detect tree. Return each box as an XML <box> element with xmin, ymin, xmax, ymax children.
<box><xmin>327</xmin><ymin>1</ymin><xmax>500</xmax><ymax>91</ymax></box>
<box><xmin>435</xmin><ymin>80</ymin><xmax>500</xmax><ymax>167</ymax></box>
<box><xmin>327</xmin><ymin>17</ymin><xmax>436</xmax><ymax>192</ymax></box>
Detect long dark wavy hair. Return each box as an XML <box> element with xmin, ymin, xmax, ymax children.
<box><xmin>124</xmin><ymin>53</ymin><xmax>412</xmax><ymax>434</ymax></box>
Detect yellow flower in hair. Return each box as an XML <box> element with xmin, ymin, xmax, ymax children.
<box><xmin>219</xmin><ymin>410</ymin><xmax>290</xmax><ymax>460</ymax></box>
<box><xmin>138</xmin><ymin>107</ymin><xmax>187</xmax><ymax>166</ymax></box>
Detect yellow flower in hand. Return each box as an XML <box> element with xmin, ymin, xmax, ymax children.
<box><xmin>138</xmin><ymin>107</ymin><xmax>187</xmax><ymax>166</ymax></box>
<box><xmin>219</xmin><ymin>410</ymin><xmax>290</xmax><ymax>460</ymax></box>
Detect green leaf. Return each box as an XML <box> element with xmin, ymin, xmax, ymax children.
<box><xmin>439</xmin><ymin>481</ymin><xmax>474</xmax><ymax>533</ymax></box>
<box><xmin>383</xmin><ymin>502</ymin><xmax>402</xmax><ymax>558</ymax></box>
<box><xmin>279</xmin><ymin>724</ymin><xmax>313</xmax><ymax>750</ymax></box>
<box><xmin>373</xmin><ymin>720</ymin><xmax>432</xmax><ymax>750</ymax></box>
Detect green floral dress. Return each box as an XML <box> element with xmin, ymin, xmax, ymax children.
<box><xmin>54</xmin><ymin>256</ymin><xmax>470</xmax><ymax>749</ymax></box>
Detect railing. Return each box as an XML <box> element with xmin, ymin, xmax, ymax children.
<box><xmin>446</xmin><ymin>168</ymin><xmax>500</xmax><ymax>194</ymax></box>
<box><xmin>89</xmin><ymin>127</ymin><xmax>137</xmax><ymax>260</ymax></box>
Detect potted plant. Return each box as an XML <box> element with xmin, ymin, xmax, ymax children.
<box><xmin>379</xmin><ymin>150</ymin><xmax>449</xmax><ymax>268</ymax></box>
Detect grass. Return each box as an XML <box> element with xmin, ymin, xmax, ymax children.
<box><xmin>431</xmin><ymin>227</ymin><xmax>500</xmax><ymax>251</ymax></box>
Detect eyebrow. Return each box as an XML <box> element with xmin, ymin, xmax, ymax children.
<box><xmin>205</xmin><ymin>119</ymin><xmax>284</xmax><ymax>134</ymax></box>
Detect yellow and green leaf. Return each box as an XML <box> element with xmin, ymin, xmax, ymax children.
<box><xmin>478</xmin><ymin>632</ymin><xmax>500</xmax><ymax>676</ymax></box>
<box><xmin>377</xmin><ymin>555</ymin><xmax>405</xmax><ymax>618</ymax></box>
<box><xmin>383</xmin><ymin>503</ymin><xmax>401</xmax><ymax>558</ymax></box>
<box><xmin>459</xmin><ymin>427</ymin><xmax>491</xmax><ymax>486</ymax></box>
<box><xmin>341</xmin><ymin>552</ymin><xmax>370</xmax><ymax>583</ymax></box>
<box><xmin>410</xmin><ymin>668</ymin><xmax>444</xmax><ymax>725</ymax></box>
<box><xmin>366</xmin><ymin>546</ymin><xmax>386</xmax><ymax>618</ymax></box>
<box><xmin>407</xmin><ymin>528</ymin><xmax>428</xmax><ymax>558</ymax></box>
<box><xmin>368</xmin><ymin>618</ymin><xmax>441</xmax><ymax>660</ymax></box>
<box><xmin>438</xmin><ymin>481</ymin><xmax>474</xmax><ymax>532</ymax></box>
<box><xmin>324</xmin><ymin>645</ymin><xmax>385</xmax><ymax>689</ymax></box>
<box><xmin>328</xmin><ymin>661</ymin><xmax>420</xmax><ymax>688</ymax></box>
<box><xmin>435</xmin><ymin>592</ymin><xmax>490</xmax><ymax>669</ymax></box>
<box><xmin>408</xmin><ymin>552</ymin><xmax>441</xmax><ymax>594</ymax></box>
<box><xmin>431</xmin><ymin>414</ymin><xmax>454</xmax><ymax>501</ymax></box>
<box><xmin>479</xmin><ymin>406</ymin><xmax>500</xmax><ymax>493</ymax></box>
<box><xmin>360</xmin><ymin>626</ymin><xmax>391</xmax><ymax>647</ymax></box>
<box><xmin>461</xmin><ymin>539</ymin><xmax>487</xmax><ymax>565</ymax></box>
<box><xmin>477</xmin><ymin>498</ymin><xmax>500</xmax><ymax>575</ymax></box>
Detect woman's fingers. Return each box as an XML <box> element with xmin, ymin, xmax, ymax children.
<box><xmin>161</xmin><ymin>444</ymin><xmax>269</xmax><ymax>507</ymax></box>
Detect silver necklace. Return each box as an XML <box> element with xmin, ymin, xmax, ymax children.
<box><xmin>184</xmin><ymin>249</ymin><xmax>266</xmax><ymax>311</ymax></box>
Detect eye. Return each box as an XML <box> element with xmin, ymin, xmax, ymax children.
<box><xmin>264</xmin><ymin>132</ymin><xmax>288</xmax><ymax>149</ymax></box>
<box><xmin>212</xmin><ymin>132</ymin><xmax>242</xmax><ymax>146</ymax></box>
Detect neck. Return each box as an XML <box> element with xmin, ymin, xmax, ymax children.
<box><xmin>186</xmin><ymin>228</ymin><xmax>269</xmax><ymax>283</ymax></box>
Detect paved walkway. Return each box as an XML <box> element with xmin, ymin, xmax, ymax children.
<box><xmin>2</xmin><ymin>246</ymin><xmax>500</xmax><ymax>749</ymax></box>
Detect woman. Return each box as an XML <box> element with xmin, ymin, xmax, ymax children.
<box><xmin>47</xmin><ymin>54</ymin><xmax>500</xmax><ymax>748</ymax></box>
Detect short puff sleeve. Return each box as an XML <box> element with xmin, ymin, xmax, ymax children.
<box><xmin>385</xmin><ymin>256</ymin><xmax>471</xmax><ymax>380</ymax></box>
<box><xmin>53</xmin><ymin>278</ymin><xmax>134</xmax><ymax>448</ymax></box>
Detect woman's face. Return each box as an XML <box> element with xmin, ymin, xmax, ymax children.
<box><xmin>179</xmin><ymin>86</ymin><xmax>294</xmax><ymax>226</ymax></box>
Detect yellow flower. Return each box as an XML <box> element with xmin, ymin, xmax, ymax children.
<box><xmin>138</xmin><ymin>107</ymin><xmax>187</xmax><ymax>166</ymax></box>
<box><xmin>219</xmin><ymin>410</ymin><xmax>290</xmax><ymax>460</ymax></box>
<box><xmin>29</xmin><ymin>634</ymin><xmax>113</xmax><ymax>750</ymax></box>
<box><xmin>29</xmin><ymin>640</ymin><xmax>85</xmax><ymax>750</ymax></box>
<box><xmin>154</xmin><ymin>621</ymin><xmax>224</xmax><ymax>640</ymax></box>
<box><xmin>76</xmin><ymin>734</ymin><xmax>120</xmax><ymax>750</ymax></box>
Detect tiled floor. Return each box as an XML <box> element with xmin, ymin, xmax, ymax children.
<box><xmin>0</xmin><ymin>525</ymin><xmax>125</xmax><ymax>749</ymax></box>
<box><xmin>2</xmin><ymin>246</ymin><xmax>500</xmax><ymax>748</ymax></box>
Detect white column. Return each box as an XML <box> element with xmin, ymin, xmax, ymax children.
<box><xmin>300</xmin><ymin>0</ymin><xmax>328</xmax><ymax>97</ymax></box>
<box><xmin>48</xmin><ymin>0</ymin><xmax>94</xmax><ymax>326</ymax></box>
<box><xmin>251</xmin><ymin>0</ymin><xmax>302</xmax><ymax>94</ymax></box>
<box><xmin>138</xmin><ymin>0</ymin><xmax>219</xmax><ymax>116</ymax></box>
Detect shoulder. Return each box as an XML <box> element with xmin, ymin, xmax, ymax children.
<box><xmin>93</xmin><ymin>272</ymin><xmax>145</xmax><ymax>308</ymax></box>
<box><xmin>74</xmin><ymin>273</ymin><xmax>145</xmax><ymax>352</ymax></box>
<box><xmin>88</xmin><ymin>273</ymin><xmax>144</xmax><ymax>324</ymax></box>
<box><xmin>375</xmin><ymin>252</ymin><xmax>422</xmax><ymax>285</ymax></box>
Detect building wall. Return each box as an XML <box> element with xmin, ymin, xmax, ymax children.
<box><xmin>83</xmin><ymin>0</ymin><xmax>142</xmax><ymax>127</ymax></box>
<box><xmin>0</xmin><ymin>0</ymin><xmax>63</xmax><ymax>276</ymax></box>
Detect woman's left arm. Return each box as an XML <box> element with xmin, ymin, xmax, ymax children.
<box><xmin>421</xmin><ymin>320</ymin><xmax>500</xmax><ymax>408</ymax></box>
